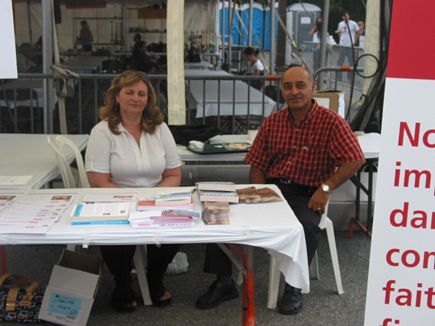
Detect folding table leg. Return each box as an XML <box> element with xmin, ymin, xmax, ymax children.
<box><xmin>224</xmin><ymin>244</ymin><xmax>256</xmax><ymax>326</ymax></box>
<box><xmin>238</xmin><ymin>246</ymin><xmax>255</xmax><ymax>326</ymax></box>
<box><xmin>0</xmin><ymin>246</ymin><xmax>7</xmax><ymax>274</ymax></box>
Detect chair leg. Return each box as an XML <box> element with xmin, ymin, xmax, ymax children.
<box><xmin>324</xmin><ymin>218</ymin><xmax>344</xmax><ymax>295</ymax></box>
<box><xmin>266</xmin><ymin>254</ymin><xmax>281</xmax><ymax>309</ymax></box>
<box><xmin>236</xmin><ymin>270</ymin><xmax>243</xmax><ymax>286</ymax></box>
<box><xmin>133</xmin><ymin>245</ymin><xmax>153</xmax><ymax>305</ymax></box>
<box><xmin>309</xmin><ymin>251</ymin><xmax>320</xmax><ymax>280</ymax></box>
<box><xmin>66</xmin><ymin>244</ymin><xmax>77</xmax><ymax>252</ymax></box>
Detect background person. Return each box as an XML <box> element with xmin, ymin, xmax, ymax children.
<box><xmin>335</xmin><ymin>11</ymin><xmax>359</xmax><ymax>79</ymax></box>
<box><xmin>16</xmin><ymin>42</ymin><xmax>39</xmax><ymax>73</ymax></box>
<box><xmin>355</xmin><ymin>20</ymin><xmax>365</xmax><ymax>48</ymax></box>
<box><xmin>77</xmin><ymin>20</ymin><xmax>93</xmax><ymax>52</ymax></box>
<box><xmin>85</xmin><ymin>70</ymin><xmax>181</xmax><ymax>313</ymax></box>
<box><xmin>308</xmin><ymin>16</ymin><xmax>322</xmax><ymax>71</ymax></box>
<box><xmin>243</xmin><ymin>46</ymin><xmax>264</xmax><ymax>76</ymax></box>
<box><xmin>243</xmin><ymin>47</ymin><xmax>265</xmax><ymax>90</ymax></box>
<box><xmin>129</xmin><ymin>41</ymin><xmax>159</xmax><ymax>73</ymax></box>
<box><xmin>309</xmin><ymin>16</ymin><xmax>322</xmax><ymax>44</ymax></box>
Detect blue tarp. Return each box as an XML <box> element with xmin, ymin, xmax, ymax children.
<box><xmin>219</xmin><ymin>5</ymin><xmax>278</xmax><ymax>51</ymax></box>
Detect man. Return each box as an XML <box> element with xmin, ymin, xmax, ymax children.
<box><xmin>195</xmin><ymin>65</ymin><xmax>365</xmax><ymax>315</ymax></box>
<box><xmin>336</xmin><ymin>11</ymin><xmax>359</xmax><ymax>79</ymax></box>
<box><xmin>246</xmin><ymin>65</ymin><xmax>365</xmax><ymax>314</ymax></box>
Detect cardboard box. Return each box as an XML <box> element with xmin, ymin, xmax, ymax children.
<box><xmin>313</xmin><ymin>91</ymin><xmax>345</xmax><ymax>118</ymax></box>
<box><xmin>39</xmin><ymin>250</ymin><xmax>101</xmax><ymax>326</ymax></box>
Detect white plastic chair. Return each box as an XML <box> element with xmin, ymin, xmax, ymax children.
<box><xmin>266</xmin><ymin>203</ymin><xmax>344</xmax><ymax>309</ymax></box>
<box><xmin>47</xmin><ymin>135</ymin><xmax>153</xmax><ymax>305</ymax></box>
<box><xmin>47</xmin><ymin>135</ymin><xmax>89</xmax><ymax>188</ymax></box>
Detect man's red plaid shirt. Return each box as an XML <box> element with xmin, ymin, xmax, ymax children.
<box><xmin>245</xmin><ymin>101</ymin><xmax>365</xmax><ymax>187</ymax></box>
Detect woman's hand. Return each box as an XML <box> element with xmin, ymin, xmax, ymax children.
<box><xmin>158</xmin><ymin>167</ymin><xmax>182</xmax><ymax>187</ymax></box>
<box><xmin>87</xmin><ymin>172</ymin><xmax>119</xmax><ymax>188</ymax></box>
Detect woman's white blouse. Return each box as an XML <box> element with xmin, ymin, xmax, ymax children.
<box><xmin>85</xmin><ymin>120</ymin><xmax>181</xmax><ymax>188</ymax></box>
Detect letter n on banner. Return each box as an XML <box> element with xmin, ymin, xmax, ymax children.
<box><xmin>167</xmin><ymin>0</ymin><xmax>186</xmax><ymax>125</ymax></box>
<box><xmin>364</xmin><ymin>1</ymin><xmax>435</xmax><ymax>325</ymax></box>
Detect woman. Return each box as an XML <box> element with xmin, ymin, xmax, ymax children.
<box><xmin>309</xmin><ymin>16</ymin><xmax>322</xmax><ymax>71</ymax></box>
<box><xmin>85</xmin><ymin>70</ymin><xmax>181</xmax><ymax>313</ymax></box>
<box><xmin>309</xmin><ymin>16</ymin><xmax>322</xmax><ymax>43</ymax></box>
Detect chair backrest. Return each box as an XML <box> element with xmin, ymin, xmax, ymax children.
<box><xmin>318</xmin><ymin>201</ymin><xmax>330</xmax><ymax>230</ymax></box>
<box><xmin>47</xmin><ymin>135</ymin><xmax>90</xmax><ymax>188</ymax></box>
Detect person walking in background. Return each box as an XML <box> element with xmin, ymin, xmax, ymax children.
<box><xmin>335</xmin><ymin>11</ymin><xmax>359</xmax><ymax>81</ymax></box>
<box><xmin>77</xmin><ymin>20</ymin><xmax>94</xmax><ymax>52</ymax></box>
<box><xmin>85</xmin><ymin>70</ymin><xmax>181</xmax><ymax>313</ymax></box>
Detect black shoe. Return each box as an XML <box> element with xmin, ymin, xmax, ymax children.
<box><xmin>195</xmin><ymin>279</ymin><xmax>238</xmax><ymax>309</ymax></box>
<box><xmin>111</xmin><ymin>286</ymin><xmax>138</xmax><ymax>313</ymax></box>
<box><xmin>277</xmin><ymin>284</ymin><xmax>303</xmax><ymax>315</ymax></box>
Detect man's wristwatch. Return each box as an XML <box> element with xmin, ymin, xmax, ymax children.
<box><xmin>321</xmin><ymin>183</ymin><xmax>331</xmax><ymax>194</ymax></box>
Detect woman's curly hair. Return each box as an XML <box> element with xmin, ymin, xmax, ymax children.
<box><xmin>99</xmin><ymin>70</ymin><xmax>163</xmax><ymax>134</ymax></box>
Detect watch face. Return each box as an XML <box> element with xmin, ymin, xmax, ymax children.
<box><xmin>322</xmin><ymin>184</ymin><xmax>330</xmax><ymax>192</ymax></box>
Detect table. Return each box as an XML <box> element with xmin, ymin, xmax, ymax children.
<box><xmin>0</xmin><ymin>133</ymin><xmax>89</xmax><ymax>190</ymax></box>
<box><xmin>0</xmin><ymin>185</ymin><xmax>309</xmax><ymax>325</ymax></box>
<box><xmin>184</xmin><ymin>61</ymin><xmax>214</xmax><ymax>70</ymax></box>
<box><xmin>347</xmin><ymin>133</ymin><xmax>381</xmax><ymax>237</ymax></box>
<box><xmin>0</xmin><ymin>79</ymin><xmax>45</xmax><ymax>109</ymax></box>
<box><xmin>178</xmin><ymin>133</ymin><xmax>381</xmax><ymax>236</ymax></box>
<box><xmin>64</xmin><ymin>56</ymin><xmax>108</xmax><ymax>73</ymax></box>
<box><xmin>185</xmin><ymin>69</ymin><xmax>276</xmax><ymax>118</ymax></box>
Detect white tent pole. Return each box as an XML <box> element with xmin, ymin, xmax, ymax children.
<box><xmin>167</xmin><ymin>0</ymin><xmax>186</xmax><ymax>125</ymax></box>
<box><xmin>363</xmin><ymin>0</ymin><xmax>380</xmax><ymax>94</ymax></box>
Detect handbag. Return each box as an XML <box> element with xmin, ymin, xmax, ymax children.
<box><xmin>0</xmin><ymin>273</ymin><xmax>44</xmax><ymax>323</ymax></box>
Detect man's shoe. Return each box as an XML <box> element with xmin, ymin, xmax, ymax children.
<box><xmin>277</xmin><ymin>284</ymin><xmax>303</xmax><ymax>315</ymax></box>
<box><xmin>196</xmin><ymin>279</ymin><xmax>238</xmax><ymax>309</ymax></box>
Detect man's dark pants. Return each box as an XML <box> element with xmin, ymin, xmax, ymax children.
<box><xmin>203</xmin><ymin>179</ymin><xmax>322</xmax><ymax>277</ymax></box>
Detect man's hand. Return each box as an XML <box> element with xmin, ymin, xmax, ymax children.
<box><xmin>308</xmin><ymin>188</ymin><xmax>329</xmax><ymax>214</ymax></box>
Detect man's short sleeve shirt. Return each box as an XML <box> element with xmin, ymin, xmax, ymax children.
<box><xmin>245</xmin><ymin>102</ymin><xmax>364</xmax><ymax>187</ymax></box>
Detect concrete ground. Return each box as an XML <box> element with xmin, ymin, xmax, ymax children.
<box><xmin>4</xmin><ymin>230</ymin><xmax>371</xmax><ymax>326</ymax></box>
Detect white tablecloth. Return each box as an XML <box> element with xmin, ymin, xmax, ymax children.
<box><xmin>0</xmin><ymin>133</ymin><xmax>89</xmax><ymax>189</ymax></box>
<box><xmin>0</xmin><ymin>186</ymin><xmax>309</xmax><ymax>293</ymax></box>
<box><xmin>185</xmin><ymin>69</ymin><xmax>276</xmax><ymax>118</ymax></box>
